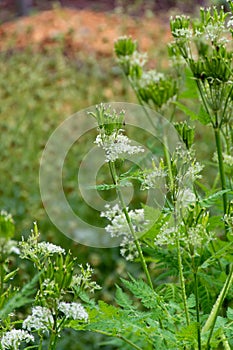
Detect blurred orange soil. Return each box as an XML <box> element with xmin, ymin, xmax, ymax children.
<box><xmin>0</xmin><ymin>7</ymin><xmax>171</xmax><ymax>56</ymax></box>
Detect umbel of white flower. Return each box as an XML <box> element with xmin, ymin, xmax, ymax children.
<box><xmin>1</xmin><ymin>329</ymin><xmax>34</xmax><ymax>350</ymax></box>
<box><xmin>58</xmin><ymin>302</ymin><xmax>88</xmax><ymax>321</ymax></box>
<box><xmin>95</xmin><ymin>132</ymin><xmax>144</xmax><ymax>162</ymax></box>
<box><xmin>23</xmin><ymin>306</ymin><xmax>54</xmax><ymax>333</ymax></box>
<box><xmin>101</xmin><ymin>204</ymin><xmax>147</xmax><ymax>261</ymax></box>
<box><xmin>23</xmin><ymin>303</ymin><xmax>88</xmax><ymax>334</ymax></box>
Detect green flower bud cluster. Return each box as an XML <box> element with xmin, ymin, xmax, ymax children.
<box><xmin>170</xmin><ymin>5</ymin><xmax>233</xmax><ymax>126</ymax></box>
<box><xmin>114</xmin><ymin>36</ymin><xmax>178</xmax><ymax>110</ymax></box>
<box><xmin>89</xmin><ymin>103</ymin><xmax>125</xmax><ymax>136</ymax></box>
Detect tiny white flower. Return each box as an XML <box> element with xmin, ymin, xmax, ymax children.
<box><xmin>223</xmin><ymin>154</ymin><xmax>233</xmax><ymax>167</ymax></box>
<box><xmin>213</xmin><ymin>152</ymin><xmax>233</xmax><ymax>167</ymax></box>
<box><xmin>0</xmin><ymin>239</ymin><xmax>20</xmax><ymax>255</ymax></box>
<box><xmin>37</xmin><ymin>242</ymin><xmax>65</xmax><ymax>255</ymax></box>
<box><xmin>101</xmin><ymin>204</ymin><xmax>148</xmax><ymax>260</ymax></box>
<box><xmin>23</xmin><ymin>306</ymin><xmax>54</xmax><ymax>333</ymax></box>
<box><xmin>58</xmin><ymin>302</ymin><xmax>88</xmax><ymax>321</ymax></box>
<box><xmin>1</xmin><ymin>329</ymin><xmax>34</xmax><ymax>350</ymax></box>
<box><xmin>142</xmin><ymin>167</ymin><xmax>167</xmax><ymax>190</ymax></box>
<box><xmin>0</xmin><ymin>210</ymin><xmax>14</xmax><ymax>223</ymax></box>
<box><xmin>95</xmin><ymin>132</ymin><xmax>144</xmax><ymax>162</ymax></box>
<box><xmin>130</xmin><ymin>51</ymin><xmax>147</xmax><ymax>67</ymax></box>
<box><xmin>172</xmin><ymin>28</ymin><xmax>193</xmax><ymax>40</ymax></box>
<box><xmin>227</xmin><ymin>18</ymin><xmax>233</xmax><ymax>28</ymax></box>
<box><xmin>176</xmin><ymin>188</ymin><xmax>196</xmax><ymax>211</ymax></box>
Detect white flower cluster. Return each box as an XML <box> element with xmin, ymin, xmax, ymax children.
<box><xmin>0</xmin><ymin>210</ymin><xmax>14</xmax><ymax>223</ymax></box>
<box><xmin>224</xmin><ymin>213</ymin><xmax>233</xmax><ymax>229</ymax></box>
<box><xmin>174</xmin><ymin>147</ymin><xmax>204</xmax><ymax>186</ymax></box>
<box><xmin>20</xmin><ymin>238</ymin><xmax>65</xmax><ymax>259</ymax></box>
<box><xmin>0</xmin><ymin>239</ymin><xmax>20</xmax><ymax>255</ymax></box>
<box><xmin>155</xmin><ymin>222</ymin><xmax>214</xmax><ymax>249</ymax></box>
<box><xmin>213</xmin><ymin>152</ymin><xmax>233</xmax><ymax>167</ymax></box>
<box><xmin>71</xmin><ymin>263</ymin><xmax>101</xmax><ymax>293</ymax></box>
<box><xmin>118</xmin><ymin>51</ymin><xmax>147</xmax><ymax>68</ymax></box>
<box><xmin>142</xmin><ymin>167</ymin><xmax>167</xmax><ymax>190</ymax></box>
<box><xmin>223</xmin><ymin>154</ymin><xmax>233</xmax><ymax>167</ymax></box>
<box><xmin>176</xmin><ymin>188</ymin><xmax>196</xmax><ymax>210</ymax></box>
<box><xmin>185</xmin><ymin>224</ymin><xmax>214</xmax><ymax>248</ymax></box>
<box><xmin>101</xmin><ymin>204</ymin><xmax>147</xmax><ymax>261</ymax></box>
<box><xmin>1</xmin><ymin>329</ymin><xmax>34</xmax><ymax>350</ymax></box>
<box><xmin>130</xmin><ymin>51</ymin><xmax>148</xmax><ymax>67</ymax></box>
<box><xmin>172</xmin><ymin>28</ymin><xmax>193</xmax><ymax>40</ymax></box>
<box><xmin>120</xmin><ymin>238</ymin><xmax>139</xmax><ymax>261</ymax></box>
<box><xmin>95</xmin><ymin>132</ymin><xmax>144</xmax><ymax>162</ymax></box>
<box><xmin>227</xmin><ymin>17</ymin><xmax>233</xmax><ymax>28</ymax></box>
<box><xmin>23</xmin><ymin>306</ymin><xmax>54</xmax><ymax>333</ymax></box>
<box><xmin>101</xmin><ymin>204</ymin><xmax>146</xmax><ymax>238</ymax></box>
<box><xmin>204</xmin><ymin>23</ymin><xmax>228</xmax><ymax>44</ymax></box>
<box><xmin>138</xmin><ymin>70</ymin><xmax>165</xmax><ymax>87</ymax></box>
<box><xmin>58</xmin><ymin>302</ymin><xmax>88</xmax><ymax>321</ymax></box>
<box><xmin>37</xmin><ymin>241</ymin><xmax>65</xmax><ymax>255</ymax></box>
<box><xmin>155</xmin><ymin>224</ymin><xmax>177</xmax><ymax>246</ymax></box>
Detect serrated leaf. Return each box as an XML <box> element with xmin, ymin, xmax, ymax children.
<box><xmin>200</xmin><ymin>241</ymin><xmax>233</xmax><ymax>269</ymax></box>
<box><xmin>0</xmin><ymin>272</ymin><xmax>40</xmax><ymax>320</ymax></box>
<box><xmin>227</xmin><ymin>307</ymin><xmax>233</xmax><ymax>321</ymax></box>
<box><xmin>199</xmin><ymin>190</ymin><xmax>231</xmax><ymax>208</ymax></box>
<box><xmin>115</xmin><ymin>285</ymin><xmax>134</xmax><ymax>310</ymax></box>
<box><xmin>177</xmin><ymin>322</ymin><xmax>198</xmax><ymax>341</ymax></box>
<box><xmin>86</xmin><ymin>180</ymin><xmax>131</xmax><ymax>191</ymax></box>
<box><xmin>120</xmin><ymin>275</ymin><xmax>161</xmax><ymax>309</ymax></box>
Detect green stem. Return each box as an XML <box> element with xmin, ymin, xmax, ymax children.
<box><xmin>48</xmin><ymin>332</ymin><xmax>59</xmax><ymax>350</ymax></box>
<box><xmin>109</xmin><ymin>161</ymin><xmax>153</xmax><ymax>290</ymax></box>
<box><xmin>176</xmin><ymin>234</ymin><xmax>190</xmax><ymax>326</ymax></box>
<box><xmin>193</xmin><ymin>271</ymin><xmax>201</xmax><ymax>350</ymax></box>
<box><xmin>214</xmin><ymin>126</ymin><xmax>227</xmax><ymax>216</ymax></box>
<box><xmin>220</xmin><ymin>331</ymin><xmax>231</xmax><ymax>350</ymax></box>
<box><xmin>128</xmin><ymin>77</ymin><xmax>157</xmax><ymax>130</ymax></box>
<box><xmin>163</xmin><ymin>135</ymin><xmax>174</xmax><ymax>197</ymax></box>
<box><xmin>92</xmin><ymin>329</ymin><xmax>144</xmax><ymax>350</ymax></box>
<box><xmin>202</xmin><ymin>264</ymin><xmax>233</xmax><ymax>348</ymax></box>
<box><xmin>195</xmin><ymin>80</ymin><xmax>212</xmax><ymax>121</ymax></box>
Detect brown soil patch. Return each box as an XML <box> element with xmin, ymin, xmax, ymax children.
<box><xmin>0</xmin><ymin>8</ymin><xmax>172</xmax><ymax>57</ymax></box>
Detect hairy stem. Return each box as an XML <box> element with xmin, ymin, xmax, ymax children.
<box><xmin>176</xmin><ymin>234</ymin><xmax>190</xmax><ymax>326</ymax></box>
<box><xmin>48</xmin><ymin>331</ymin><xmax>59</xmax><ymax>350</ymax></box>
<box><xmin>193</xmin><ymin>271</ymin><xmax>201</xmax><ymax>350</ymax></box>
<box><xmin>109</xmin><ymin>161</ymin><xmax>153</xmax><ymax>289</ymax></box>
<box><xmin>214</xmin><ymin>126</ymin><xmax>228</xmax><ymax>217</ymax></box>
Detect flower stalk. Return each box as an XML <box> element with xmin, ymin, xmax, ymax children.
<box><xmin>109</xmin><ymin>161</ymin><xmax>153</xmax><ymax>289</ymax></box>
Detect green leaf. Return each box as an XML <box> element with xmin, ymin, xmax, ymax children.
<box><xmin>0</xmin><ymin>272</ymin><xmax>40</xmax><ymax>320</ymax></box>
<box><xmin>86</xmin><ymin>180</ymin><xmax>131</xmax><ymax>191</ymax></box>
<box><xmin>120</xmin><ymin>275</ymin><xmax>161</xmax><ymax>309</ymax></box>
<box><xmin>173</xmin><ymin>101</ymin><xmax>211</xmax><ymax>125</ymax></box>
<box><xmin>3</xmin><ymin>268</ymin><xmax>19</xmax><ymax>283</ymax></box>
<box><xmin>177</xmin><ymin>322</ymin><xmax>198</xmax><ymax>342</ymax></box>
<box><xmin>199</xmin><ymin>190</ymin><xmax>231</xmax><ymax>208</ymax></box>
<box><xmin>115</xmin><ymin>285</ymin><xmax>135</xmax><ymax>310</ymax></box>
<box><xmin>180</xmin><ymin>70</ymin><xmax>199</xmax><ymax>99</ymax></box>
<box><xmin>227</xmin><ymin>307</ymin><xmax>233</xmax><ymax>321</ymax></box>
<box><xmin>198</xmin><ymin>105</ymin><xmax>212</xmax><ymax>125</ymax></box>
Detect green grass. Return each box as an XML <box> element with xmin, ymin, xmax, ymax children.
<box><xmin>0</xmin><ymin>49</ymin><xmax>132</xmax><ymax>238</ymax></box>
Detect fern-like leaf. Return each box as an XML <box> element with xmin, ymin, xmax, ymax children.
<box><xmin>0</xmin><ymin>272</ymin><xmax>40</xmax><ymax>320</ymax></box>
